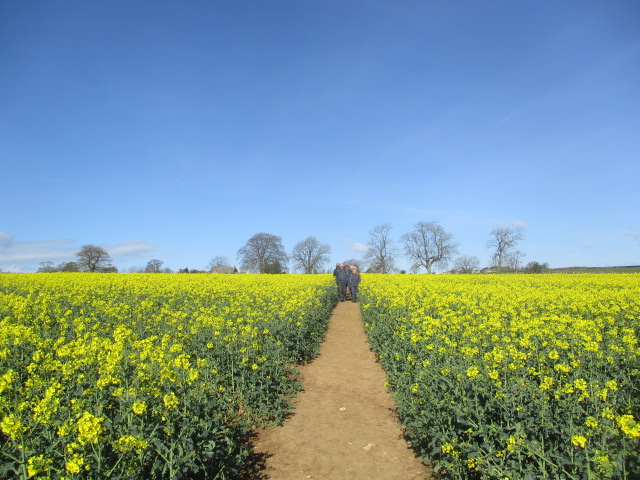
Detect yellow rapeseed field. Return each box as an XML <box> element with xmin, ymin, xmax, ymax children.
<box><xmin>2</xmin><ymin>272</ymin><xmax>638</xmax><ymax>479</ymax></box>
<box><xmin>0</xmin><ymin>273</ymin><xmax>335</xmax><ymax>479</ymax></box>
<box><xmin>360</xmin><ymin>273</ymin><xmax>640</xmax><ymax>480</ymax></box>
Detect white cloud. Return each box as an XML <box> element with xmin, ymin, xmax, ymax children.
<box><xmin>0</xmin><ymin>231</ymin><xmax>14</xmax><ymax>248</ymax></box>
<box><xmin>108</xmin><ymin>241</ymin><xmax>158</xmax><ymax>257</ymax></box>
<box><xmin>490</xmin><ymin>219</ymin><xmax>528</xmax><ymax>231</ymax></box>
<box><xmin>0</xmin><ymin>238</ymin><xmax>76</xmax><ymax>262</ymax></box>
<box><xmin>512</xmin><ymin>220</ymin><xmax>528</xmax><ymax>231</ymax></box>
<box><xmin>352</xmin><ymin>242</ymin><xmax>369</xmax><ymax>252</ymax></box>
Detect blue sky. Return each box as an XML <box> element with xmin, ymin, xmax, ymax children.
<box><xmin>1</xmin><ymin>1</ymin><xmax>639</xmax><ymax>273</ymax></box>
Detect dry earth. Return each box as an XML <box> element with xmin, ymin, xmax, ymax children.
<box><xmin>243</xmin><ymin>300</ymin><xmax>432</xmax><ymax>480</ymax></box>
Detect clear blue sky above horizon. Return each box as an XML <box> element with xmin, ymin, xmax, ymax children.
<box><xmin>2</xmin><ymin>1</ymin><xmax>639</xmax><ymax>273</ymax></box>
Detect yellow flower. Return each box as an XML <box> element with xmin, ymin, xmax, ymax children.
<box><xmin>33</xmin><ymin>382</ymin><xmax>62</xmax><ymax>423</ymax></box>
<box><xmin>27</xmin><ymin>454</ymin><xmax>52</xmax><ymax>477</ymax></box>
<box><xmin>66</xmin><ymin>442</ymin><xmax>79</xmax><ymax>454</ymax></box>
<box><xmin>539</xmin><ymin>376</ymin><xmax>554</xmax><ymax>391</ymax></box>
<box><xmin>585</xmin><ymin>341</ymin><xmax>599</xmax><ymax>352</ymax></box>
<box><xmin>617</xmin><ymin>415</ymin><xmax>640</xmax><ymax>440</ymax></box>
<box><xmin>597</xmin><ymin>388</ymin><xmax>609</xmax><ymax>401</ymax></box>
<box><xmin>132</xmin><ymin>400</ymin><xmax>147</xmax><ymax>415</ymax></box>
<box><xmin>66</xmin><ymin>454</ymin><xmax>85</xmax><ymax>474</ymax></box>
<box><xmin>593</xmin><ymin>450</ymin><xmax>615</xmax><ymax>477</ymax></box>
<box><xmin>173</xmin><ymin>354</ymin><xmax>191</xmax><ymax>369</ymax></box>
<box><xmin>574</xmin><ymin>378</ymin><xmax>588</xmax><ymax>391</ymax></box>
<box><xmin>571</xmin><ymin>435</ymin><xmax>587</xmax><ymax>448</ymax></box>
<box><xmin>601</xmin><ymin>407</ymin><xmax>615</xmax><ymax>420</ymax></box>
<box><xmin>116</xmin><ymin>434</ymin><xmax>149</xmax><ymax>453</ymax></box>
<box><xmin>466</xmin><ymin>366</ymin><xmax>480</xmax><ymax>378</ymax></box>
<box><xmin>0</xmin><ymin>369</ymin><xmax>16</xmax><ymax>394</ymax></box>
<box><xmin>76</xmin><ymin>411</ymin><xmax>104</xmax><ymax>445</ymax></box>
<box><xmin>585</xmin><ymin>416</ymin><xmax>599</xmax><ymax>429</ymax></box>
<box><xmin>0</xmin><ymin>414</ymin><xmax>24</xmax><ymax>441</ymax></box>
<box><xmin>441</xmin><ymin>443</ymin><xmax>459</xmax><ymax>455</ymax></box>
<box><xmin>57</xmin><ymin>419</ymin><xmax>74</xmax><ymax>437</ymax></box>
<box><xmin>163</xmin><ymin>392</ymin><xmax>179</xmax><ymax>409</ymax></box>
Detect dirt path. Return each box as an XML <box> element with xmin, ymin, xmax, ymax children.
<box><xmin>246</xmin><ymin>301</ymin><xmax>432</xmax><ymax>480</ymax></box>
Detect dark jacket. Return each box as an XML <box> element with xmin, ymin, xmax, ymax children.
<box><xmin>349</xmin><ymin>272</ymin><xmax>360</xmax><ymax>287</ymax></box>
<box><xmin>335</xmin><ymin>267</ymin><xmax>350</xmax><ymax>284</ymax></box>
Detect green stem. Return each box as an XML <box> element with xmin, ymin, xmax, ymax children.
<box><xmin>20</xmin><ymin>436</ymin><xmax>27</xmax><ymax>480</ymax></box>
<box><xmin>523</xmin><ymin>445</ymin><xmax>578</xmax><ymax>478</ymax></box>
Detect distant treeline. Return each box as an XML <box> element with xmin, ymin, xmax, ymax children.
<box><xmin>549</xmin><ymin>265</ymin><xmax>640</xmax><ymax>273</ymax></box>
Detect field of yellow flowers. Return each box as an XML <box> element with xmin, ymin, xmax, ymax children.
<box><xmin>0</xmin><ymin>273</ymin><xmax>336</xmax><ymax>479</ymax></box>
<box><xmin>361</xmin><ymin>274</ymin><xmax>640</xmax><ymax>480</ymax></box>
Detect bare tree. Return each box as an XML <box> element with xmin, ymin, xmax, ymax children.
<box><xmin>400</xmin><ymin>221</ymin><xmax>458</xmax><ymax>273</ymax></box>
<box><xmin>207</xmin><ymin>256</ymin><xmax>230</xmax><ymax>271</ymax></box>
<box><xmin>487</xmin><ymin>227</ymin><xmax>524</xmax><ymax>272</ymax></box>
<box><xmin>145</xmin><ymin>259</ymin><xmax>164</xmax><ymax>273</ymax></box>
<box><xmin>504</xmin><ymin>250</ymin><xmax>526</xmax><ymax>272</ymax></box>
<box><xmin>237</xmin><ymin>233</ymin><xmax>289</xmax><ymax>273</ymax></box>
<box><xmin>363</xmin><ymin>223</ymin><xmax>398</xmax><ymax>273</ymax></box>
<box><xmin>291</xmin><ymin>236</ymin><xmax>331</xmax><ymax>274</ymax></box>
<box><xmin>343</xmin><ymin>259</ymin><xmax>365</xmax><ymax>272</ymax></box>
<box><xmin>75</xmin><ymin>245</ymin><xmax>112</xmax><ymax>272</ymax></box>
<box><xmin>38</xmin><ymin>261</ymin><xmax>56</xmax><ymax>272</ymax></box>
<box><xmin>453</xmin><ymin>255</ymin><xmax>480</xmax><ymax>274</ymax></box>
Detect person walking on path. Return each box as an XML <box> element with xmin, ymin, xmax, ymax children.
<box><xmin>335</xmin><ymin>263</ymin><xmax>350</xmax><ymax>302</ymax></box>
<box><xmin>349</xmin><ymin>265</ymin><xmax>361</xmax><ymax>302</ymax></box>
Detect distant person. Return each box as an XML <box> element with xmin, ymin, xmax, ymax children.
<box><xmin>335</xmin><ymin>263</ymin><xmax>350</xmax><ymax>302</ymax></box>
<box><xmin>348</xmin><ymin>265</ymin><xmax>360</xmax><ymax>303</ymax></box>
<box><xmin>343</xmin><ymin>264</ymin><xmax>350</xmax><ymax>298</ymax></box>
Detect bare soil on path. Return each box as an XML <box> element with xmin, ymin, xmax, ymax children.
<box><xmin>245</xmin><ymin>301</ymin><xmax>432</xmax><ymax>480</ymax></box>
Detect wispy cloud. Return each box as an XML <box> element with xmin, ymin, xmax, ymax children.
<box><xmin>108</xmin><ymin>241</ymin><xmax>158</xmax><ymax>257</ymax></box>
<box><xmin>0</xmin><ymin>232</ymin><xmax>159</xmax><ymax>272</ymax></box>
<box><xmin>0</xmin><ymin>234</ymin><xmax>76</xmax><ymax>272</ymax></box>
<box><xmin>352</xmin><ymin>242</ymin><xmax>369</xmax><ymax>252</ymax></box>
<box><xmin>0</xmin><ymin>231</ymin><xmax>14</xmax><ymax>248</ymax></box>
<box><xmin>512</xmin><ymin>220</ymin><xmax>528</xmax><ymax>231</ymax></box>
<box><xmin>490</xmin><ymin>219</ymin><xmax>529</xmax><ymax>231</ymax></box>
<box><xmin>626</xmin><ymin>227</ymin><xmax>640</xmax><ymax>244</ymax></box>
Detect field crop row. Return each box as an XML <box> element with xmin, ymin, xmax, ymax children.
<box><xmin>0</xmin><ymin>273</ymin><xmax>336</xmax><ymax>479</ymax></box>
<box><xmin>360</xmin><ymin>274</ymin><xmax>640</xmax><ymax>480</ymax></box>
